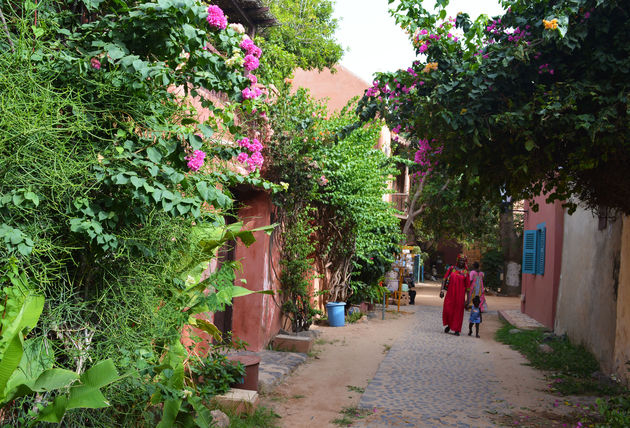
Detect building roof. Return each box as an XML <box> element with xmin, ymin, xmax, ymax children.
<box><xmin>213</xmin><ymin>0</ymin><xmax>278</xmax><ymax>34</ymax></box>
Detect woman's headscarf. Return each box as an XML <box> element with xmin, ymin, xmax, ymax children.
<box><xmin>456</xmin><ymin>254</ymin><xmax>468</xmax><ymax>270</ymax></box>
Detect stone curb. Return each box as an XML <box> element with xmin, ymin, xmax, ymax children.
<box><xmin>498</xmin><ymin>309</ymin><xmax>546</xmax><ymax>330</ymax></box>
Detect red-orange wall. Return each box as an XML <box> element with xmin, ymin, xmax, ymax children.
<box><xmin>521</xmin><ymin>195</ymin><xmax>564</xmax><ymax>328</ymax></box>
<box><xmin>292</xmin><ymin>65</ymin><xmax>370</xmax><ymax>113</ymax></box>
<box><xmin>231</xmin><ymin>190</ymin><xmax>283</xmax><ymax>351</ymax></box>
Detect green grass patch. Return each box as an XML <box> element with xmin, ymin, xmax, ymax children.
<box><xmin>221</xmin><ymin>406</ymin><xmax>281</xmax><ymax>428</ymax></box>
<box><xmin>346</xmin><ymin>311</ymin><xmax>364</xmax><ymax>323</ymax></box>
<box><xmin>331</xmin><ymin>406</ymin><xmax>370</xmax><ymax>426</ymax></box>
<box><xmin>347</xmin><ymin>385</ymin><xmax>365</xmax><ymax>394</ymax></box>
<box><xmin>495</xmin><ymin>323</ymin><xmax>623</xmax><ymax>396</ymax></box>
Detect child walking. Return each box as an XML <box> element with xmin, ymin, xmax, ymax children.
<box><xmin>468</xmin><ymin>295</ymin><xmax>482</xmax><ymax>338</ymax></box>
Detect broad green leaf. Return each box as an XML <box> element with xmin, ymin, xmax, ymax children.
<box><xmin>157</xmin><ymin>398</ymin><xmax>183</xmax><ymax>428</ymax></box>
<box><xmin>190</xmin><ymin>395</ymin><xmax>214</xmax><ymax>428</ymax></box>
<box><xmin>0</xmin><ymin>293</ymin><xmax>44</xmax><ymax>397</ymax></box>
<box><xmin>79</xmin><ymin>359</ymin><xmax>120</xmax><ymax>389</ymax></box>
<box><xmin>32</xmin><ymin>369</ymin><xmax>79</xmax><ymax>391</ymax></box>
<box><xmin>66</xmin><ymin>385</ymin><xmax>109</xmax><ymax>409</ymax></box>
<box><xmin>188</xmin><ymin>318</ymin><xmax>222</xmax><ymax>342</ymax></box>
<box><xmin>147</xmin><ymin>147</ymin><xmax>163</xmax><ymax>163</ymax></box>
<box><xmin>37</xmin><ymin>395</ymin><xmax>68</xmax><ymax>423</ymax></box>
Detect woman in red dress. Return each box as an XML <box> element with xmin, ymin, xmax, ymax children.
<box><xmin>440</xmin><ymin>254</ymin><xmax>470</xmax><ymax>336</ymax></box>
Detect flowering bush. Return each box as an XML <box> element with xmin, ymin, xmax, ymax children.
<box><xmin>237</xmin><ymin>137</ymin><xmax>265</xmax><ymax>171</ymax></box>
<box><xmin>243</xmin><ymin>54</ymin><xmax>260</xmax><ymax>71</ymax></box>
<box><xmin>0</xmin><ymin>0</ymin><xmax>279</xmax><ymax>425</ymax></box>
<box><xmin>356</xmin><ymin>0</ymin><xmax>630</xmax><ymax>214</ymax></box>
<box><xmin>206</xmin><ymin>4</ymin><xmax>228</xmax><ymax>29</ymax></box>
<box><xmin>186</xmin><ymin>149</ymin><xmax>206</xmax><ymax>171</ymax></box>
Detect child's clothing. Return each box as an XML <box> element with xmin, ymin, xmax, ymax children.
<box><xmin>469</xmin><ymin>306</ymin><xmax>482</xmax><ymax>324</ymax></box>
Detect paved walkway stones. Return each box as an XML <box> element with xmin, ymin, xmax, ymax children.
<box><xmin>355</xmin><ymin>305</ymin><xmax>507</xmax><ymax>427</ymax></box>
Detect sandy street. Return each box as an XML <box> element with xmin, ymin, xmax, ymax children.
<box><xmin>260</xmin><ymin>283</ymin><xmax>593</xmax><ymax>427</ymax></box>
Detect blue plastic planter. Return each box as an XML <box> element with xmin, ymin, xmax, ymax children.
<box><xmin>326</xmin><ymin>302</ymin><xmax>346</xmax><ymax>327</ymax></box>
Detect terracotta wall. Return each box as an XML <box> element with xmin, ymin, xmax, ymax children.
<box><xmin>231</xmin><ymin>190</ymin><xmax>283</xmax><ymax>351</ymax></box>
<box><xmin>292</xmin><ymin>65</ymin><xmax>370</xmax><ymax>113</ymax></box>
<box><xmin>520</xmin><ymin>196</ymin><xmax>564</xmax><ymax>328</ymax></box>
<box><xmin>613</xmin><ymin>216</ymin><xmax>630</xmax><ymax>383</ymax></box>
<box><xmin>555</xmin><ymin>207</ymin><xmax>622</xmax><ymax>373</ymax></box>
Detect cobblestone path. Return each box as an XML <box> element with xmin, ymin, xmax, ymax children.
<box><xmin>354</xmin><ymin>305</ymin><xmax>507</xmax><ymax>427</ymax></box>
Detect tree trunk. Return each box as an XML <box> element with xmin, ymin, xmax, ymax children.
<box><xmin>499</xmin><ymin>207</ymin><xmax>522</xmax><ymax>296</ymax></box>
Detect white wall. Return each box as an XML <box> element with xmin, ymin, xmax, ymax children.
<box><xmin>555</xmin><ymin>206</ymin><xmax>622</xmax><ymax>373</ymax></box>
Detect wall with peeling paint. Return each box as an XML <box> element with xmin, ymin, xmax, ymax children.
<box><xmin>231</xmin><ymin>189</ymin><xmax>283</xmax><ymax>351</ymax></box>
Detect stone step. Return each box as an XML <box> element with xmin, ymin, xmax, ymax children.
<box><xmin>272</xmin><ymin>334</ymin><xmax>314</xmax><ymax>353</ymax></box>
<box><xmin>212</xmin><ymin>388</ymin><xmax>259</xmax><ymax>415</ymax></box>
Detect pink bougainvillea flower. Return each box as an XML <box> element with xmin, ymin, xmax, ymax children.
<box><xmin>247</xmin><ymin>74</ymin><xmax>258</xmax><ymax>85</ymax></box>
<box><xmin>186</xmin><ymin>150</ymin><xmax>206</xmax><ymax>171</ymax></box>
<box><xmin>237</xmin><ymin>152</ymin><xmax>249</xmax><ymax>163</ymax></box>
<box><xmin>250</xmin><ymin>138</ymin><xmax>263</xmax><ymax>152</ymax></box>
<box><xmin>242</xmin><ymin>86</ymin><xmax>262</xmax><ymax>100</ymax></box>
<box><xmin>247</xmin><ymin>151</ymin><xmax>264</xmax><ymax>171</ymax></box>
<box><xmin>243</xmin><ymin>54</ymin><xmax>260</xmax><ymax>71</ymax></box>
<box><xmin>240</xmin><ymin>38</ymin><xmax>262</xmax><ymax>58</ymax></box>
<box><xmin>206</xmin><ymin>5</ymin><xmax>227</xmax><ymax>30</ymax></box>
<box><xmin>90</xmin><ymin>57</ymin><xmax>101</xmax><ymax>70</ymax></box>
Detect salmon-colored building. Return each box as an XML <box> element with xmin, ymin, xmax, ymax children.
<box><xmin>292</xmin><ymin>65</ymin><xmax>371</xmax><ymax>113</ymax></box>
<box><xmin>520</xmin><ymin>194</ymin><xmax>564</xmax><ymax>328</ymax></box>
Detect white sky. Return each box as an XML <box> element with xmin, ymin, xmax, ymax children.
<box><xmin>334</xmin><ymin>0</ymin><xmax>505</xmax><ymax>84</ymax></box>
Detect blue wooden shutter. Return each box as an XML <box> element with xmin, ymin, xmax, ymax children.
<box><xmin>536</xmin><ymin>226</ymin><xmax>546</xmax><ymax>275</ymax></box>
<box><xmin>522</xmin><ymin>230</ymin><xmax>537</xmax><ymax>274</ymax></box>
<box><xmin>413</xmin><ymin>255</ymin><xmax>421</xmax><ymax>283</ymax></box>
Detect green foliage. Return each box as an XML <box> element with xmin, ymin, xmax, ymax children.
<box><xmin>481</xmin><ymin>248</ymin><xmax>504</xmax><ymax>292</ymax></box>
<box><xmin>361</xmin><ymin>0</ymin><xmax>630</xmax><ymax>214</ymax></box>
<box><xmin>345</xmin><ymin>310</ymin><xmax>363</xmax><ymax>324</ymax></box>
<box><xmin>0</xmin><ymin>261</ymin><xmax>120</xmax><ymax>424</ymax></box>
<box><xmin>188</xmin><ymin>338</ymin><xmax>246</xmax><ymax>398</ymax></box>
<box><xmin>220</xmin><ymin>406</ymin><xmax>281</xmax><ymax>428</ymax></box>
<box><xmin>257</xmin><ymin>0</ymin><xmax>343</xmax><ymax>83</ymax></box>
<box><xmin>595</xmin><ymin>395</ymin><xmax>630</xmax><ymax>428</ymax></box>
<box><xmin>0</xmin><ymin>2</ymin><xmax>276</xmax><ymax>425</ymax></box>
<box><xmin>267</xmin><ymin>89</ymin><xmax>402</xmax><ymax>302</ymax></box>
<box><xmin>278</xmin><ymin>207</ymin><xmax>321</xmax><ymax>332</ymax></box>
<box><xmin>412</xmin><ymin>173</ymin><xmax>500</xmax><ymax>250</ymax></box>
<box><xmin>495</xmin><ymin>323</ymin><xmax>623</xmax><ymax>396</ymax></box>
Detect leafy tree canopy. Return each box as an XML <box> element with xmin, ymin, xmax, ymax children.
<box><xmin>256</xmin><ymin>0</ymin><xmax>344</xmax><ymax>83</ymax></box>
<box><xmin>355</xmin><ymin>0</ymin><xmax>630</xmax><ymax>214</ymax></box>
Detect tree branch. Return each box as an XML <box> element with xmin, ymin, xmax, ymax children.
<box><xmin>0</xmin><ymin>8</ymin><xmax>15</xmax><ymax>52</ymax></box>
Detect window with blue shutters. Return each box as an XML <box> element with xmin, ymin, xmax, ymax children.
<box><xmin>522</xmin><ymin>230</ymin><xmax>537</xmax><ymax>274</ymax></box>
<box><xmin>536</xmin><ymin>223</ymin><xmax>546</xmax><ymax>275</ymax></box>
<box><xmin>522</xmin><ymin>224</ymin><xmax>547</xmax><ymax>275</ymax></box>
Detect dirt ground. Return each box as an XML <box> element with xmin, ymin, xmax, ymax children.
<box><xmin>260</xmin><ymin>282</ymin><xmax>596</xmax><ymax>427</ymax></box>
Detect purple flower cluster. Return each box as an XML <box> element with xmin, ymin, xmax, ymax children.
<box><xmin>186</xmin><ymin>150</ymin><xmax>206</xmax><ymax>172</ymax></box>
<box><xmin>236</xmin><ymin>137</ymin><xmax>264</xmax><ymax>171</ymax></box>
<box><xmin>413</xmin><ymin>139</ymin><xmax>443</xmax><ymax>181</ymax></box>
<box><xmin>486</xmin><ymin>19</ymin><xmax>531</xmax><ymax>45</ymax></box>
<box><xmin>240</xmin><ymin>38</ymin><xmax>262</xmax><ymax>58</ymax></box>
<box><xmin>206</xmin><ymin>5</ymin><xmax>227</xmax><ymax>30</ymax></box>
<box><xmin>243</xmin><ymin>54</ymin><xmax>259</xmax><ymax>71</ymax></box>
<box><xmin>242</xmin><ymin>86</ymin><xmax>262</xmax><ymax>99</ymax></box>
<box><xmin>91</xmin><ymin>57</ymin><xmax>101</xmax><ymax>70</ymax></box>
<box><xmin>538</xmin><ymin>63</ymin><xmax>554</xmax><ymax>75</ymax></box>
<box><xmin>366</xmin><ymin>80</ymin><xmax>380</xmax><ymax>97</ymax></box>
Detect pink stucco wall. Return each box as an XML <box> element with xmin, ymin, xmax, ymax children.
<box><xmin>292</xmin><ymin>65</ymin><xmax>370</xmax><ymax>113</ymax></box>
<box><xmin>231</xmin><ymin>189</ymin><xmax>283</xmax><ymax>351</ymax></box>
<box><xmin>521</xmin><ymin>195</ymin><xmax>564</xmax><ymax>328</ymax></box>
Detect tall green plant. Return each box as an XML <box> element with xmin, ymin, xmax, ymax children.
<box><xmin>0</xmin><ymin>1</ymin><xmax>277</xmax><ymax>424</ymax></box>
<box><xmin>0</xmin><ymin>260</ymin><xmax>120</xmax><ymax>425</ymax></box>
<box><xmin>278</xmin><ymin>207</ymin><xmax>320</xmax><ymax>332</ymax></box>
